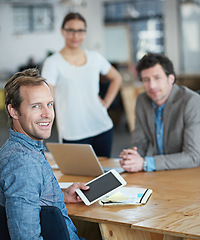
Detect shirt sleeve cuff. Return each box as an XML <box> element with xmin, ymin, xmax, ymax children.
<box><xmin>144</xmin><ymin>156</ymin><xmax>156</xmax><ymax>172</ymax></box>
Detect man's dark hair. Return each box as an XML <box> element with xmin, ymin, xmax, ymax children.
<box><xmin>136</xmin><ymin>52</ymin><xmax>176</xmax><ymax>82</ymax></box>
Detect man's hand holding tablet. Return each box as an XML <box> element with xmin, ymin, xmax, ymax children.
<box><xmin>76</xmin><ymin>169</ymin><xmax>127</xmax><ymax>206</ymax></box>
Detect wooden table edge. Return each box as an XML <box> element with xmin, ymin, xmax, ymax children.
<box><xmin>131</xmin><ymin>224</ymin><xmax>200</xmax><ymax>240</ymax></box>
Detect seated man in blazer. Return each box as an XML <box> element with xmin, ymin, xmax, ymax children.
<box><xmin>120</xmin><ymin>53</ymin><xmax>200</xmax><ymax>172</ymax></box>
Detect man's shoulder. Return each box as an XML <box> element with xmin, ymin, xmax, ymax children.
<box><xmin>0</xmin><ymin>139</ymin><xmax>23</xmax><ymax>156</ymax></box>
<box><xmin>0</xmin><ymin>138</ymin><xmax>42</xmax><ymax>166</ymax></box>
<box><xmin>172</xmin><ymin>85</ymin><xmax>200</xmax><ymax>102</ymax></box>
<box><xmin>0</xmin><ymin>140</ymin><xmax>44</xmax><ymax>186</ymax></box>
<box><xmin>137</xmin><ymin>91</ymin><xmax>150</xmax><ymax>103</ymax></box>
<box><xmin>43</xmin><ymin>52</ymin><xmax>60</xmax><ymax>64</ymax></box>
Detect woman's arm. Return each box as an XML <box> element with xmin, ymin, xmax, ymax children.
<box><xmin>102</xmin><ymin>65</ymin><xmax>122</xmax><ymax>109</ymax></box>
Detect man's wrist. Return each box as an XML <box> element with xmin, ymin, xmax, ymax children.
<box><xmin>143</xmin><ymin>156</ymin><xmax>156</xmax><ymax>172</ymax></box>
<box><xmin>143</xmin><ymin>158</ymin><xmax>147</xmax><ymax>171</ymax></box>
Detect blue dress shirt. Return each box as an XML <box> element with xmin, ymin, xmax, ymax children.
<box><xmin>145</xmin><ymin>103</ymin><xmax>165</xmax><ymax>172</ymax></box>
<box><xmin>0</xmin><ymin>129</ymin><xmax>84</xmax><ymax>240</ymax></box>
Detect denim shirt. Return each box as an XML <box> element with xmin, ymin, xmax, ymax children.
<box><xmin>0</xmin><ymin>129</ymin><xmax>83</xmax><ymax>240</ymax></box>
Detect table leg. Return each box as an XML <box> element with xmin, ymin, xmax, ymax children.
<box><xmin>99</xmin><ymin>223</ymin><xmax>163</xmax><ymax>240</ymax></box>
<box><xmin>71</xmin><ymin>218</ymin><xmax>102</xmax><ymax>240</ymax></box>
<box><xmin>164</xmin><ymin>236</ymin><xmax>182</xmax><ymax>240</ymax></box>
<box><xmin>72</xmin><ymin>218</ymin><xmax>197</xmax><ymax>240</ymax></box>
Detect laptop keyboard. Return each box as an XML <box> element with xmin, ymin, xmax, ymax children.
<box><xmin>103</xmin><ymin>167</ymin><xmax>125</xmax><ymax>174</ymax></box>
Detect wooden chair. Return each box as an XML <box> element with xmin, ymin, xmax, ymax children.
<box><xmin>120</xmin><ymin>84</ymin><xmax>144</xmax><ymax>132</ymax></box>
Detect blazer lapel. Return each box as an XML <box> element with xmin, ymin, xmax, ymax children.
<box><xmin>145</xmin><ymin>99</ymin><xmax>156</xmax><ymax>144</ymax></box>
<box><xmin>163</xmin><ymin>85</ymin><xmax>179</xmax><ymax>150</ymax></box>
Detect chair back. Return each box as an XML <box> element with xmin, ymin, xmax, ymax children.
<box><xmin>0</xmin><ymin>205</ymin><xmax>70</xmax><ymax>240</ymax></box>
<box><xmin>0</xmin><ymin>206</ymin><xmax>10</xmax><ymax>240</ymax></box>
<box><xmin>40</xmin><ymin>206</ymin><xmax>70</xmax><ymax>240</ymax></box>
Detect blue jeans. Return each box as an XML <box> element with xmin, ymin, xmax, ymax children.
<box><xmin>62</xmin><ymin>128</ymin><xmax>113</xmax><ymax>158</ymax></box>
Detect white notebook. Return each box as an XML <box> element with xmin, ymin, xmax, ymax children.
<box><xmin>99</xmin><ymin>187</ymin><xmax>152</xmax><ymax>206</ymax></box>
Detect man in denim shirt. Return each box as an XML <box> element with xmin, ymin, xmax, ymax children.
<box><xmin>120</xmin><ymin>53</ymin><xmax>200</xmax><ymax>172</ymax></box>
<box><xmin>0</xmin><ymin>69</ymin><xmax>88</xmax><ymax>239</ymax></box>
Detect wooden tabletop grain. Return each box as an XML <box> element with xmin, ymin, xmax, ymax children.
<box><xmin>46</xmin><ymin>153</ymin><xmax>200</xmax><ymax>240</ymax></box>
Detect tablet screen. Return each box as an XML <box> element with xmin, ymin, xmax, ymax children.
<box><xmin>81</xmin><ymin>171</ymin><xmax>122</xmax><ymax>202</ymax></box>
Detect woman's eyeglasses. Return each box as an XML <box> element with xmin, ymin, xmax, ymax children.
<box><xmin>63</xmin><ymin>28</ymin><xmax>86</xmax><ymax>36</ymax></box>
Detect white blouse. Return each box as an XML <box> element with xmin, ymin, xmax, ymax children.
<box><xmin>42</xmin><ymin>49</ymin><xmax>113</xmax><ymax>141</ymax></box>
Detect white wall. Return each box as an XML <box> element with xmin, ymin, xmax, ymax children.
<box><xmin>0</xmin><ymin>3</ymin><xmax>62</xmax><ymax>73</ymax></box>
<box><xmin>0</xmin><ymin>0</ymin><xmax>104</xmax><ymax>73</ymax></box>
<box><xmin>164</xmin><ymin>0</ymin><xmax>180</xmax><ymax>73</ymax></box>
<box><xmin>0</xmin><ymin>0</ymin><xmax>193</xmax><ymax>75</ymax></box>
<box><xmin>80</xmin><ymin>0</ymin><xmax>105</xmax><ymax>53</ymax></box>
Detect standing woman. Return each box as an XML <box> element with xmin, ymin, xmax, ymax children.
<box><xmin>42</xmin><ymin>12</ymin><xmax>122</xmax><ymax>157</ymax></box>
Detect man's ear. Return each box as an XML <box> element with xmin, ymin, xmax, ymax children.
<box><xmin>168</xmin><ymin>74</ymin><xmax>175</xmax><ymax>85</ymax></box>
<box><xmin>7</xmin><ymin>104</ymin><xmax>19</xmax><ymax>120</ymax></box>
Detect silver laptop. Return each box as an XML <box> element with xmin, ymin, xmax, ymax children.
<box><xmin>46</xmin><ymin>143</ymin><xmax>124</xmax><ymax>177</ymax></box>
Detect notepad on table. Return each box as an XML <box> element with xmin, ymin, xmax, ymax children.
<box><xmin>99</xmin><ymin>187</ymin><xmax>152</xmax><ymax>206</ymax></box>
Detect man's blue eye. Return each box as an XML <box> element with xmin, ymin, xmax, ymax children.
<box><xmin>47</xmin><ymin>103</ymin><xmax>53</xmax><ymax>107</ymax></box>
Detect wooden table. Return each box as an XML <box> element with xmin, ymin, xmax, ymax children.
<box><xmin>49</xmin><ymin>155</ymin><xmax>200</xmax><ymax>240</ymax></box>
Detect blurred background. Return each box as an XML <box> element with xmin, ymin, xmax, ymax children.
<box><xmin>1</xmin><ymin>0</ymin><xmax>200</xmax><ymax>157</ymax></box>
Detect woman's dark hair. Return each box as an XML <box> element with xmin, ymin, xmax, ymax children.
<box><xmin>136</xmin><ymin>52</ymin><xmax>176</xmax><ymax>83</ymax></box>
<box><xmin>61</xmin><ymin>12</ymin><xmax>87</xmax><ymax>29</ymax></box>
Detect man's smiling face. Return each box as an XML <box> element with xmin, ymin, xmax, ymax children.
<box><xmin>10</xmin><ymin>82</ymin><xmax>54</xmax><ymax>141</ymax></box>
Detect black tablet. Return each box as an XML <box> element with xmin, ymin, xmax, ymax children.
<box><xmin>76</xmin><ymin>169</ymin><xmax>127</xmax><ymax>205</ymax></box>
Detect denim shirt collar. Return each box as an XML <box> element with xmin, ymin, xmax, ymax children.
<box><xmin>9</xmin><ymin>129</ymin><xmax>46</xmax><ymax>153</ymax></box>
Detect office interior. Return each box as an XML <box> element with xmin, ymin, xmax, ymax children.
<box><xmin>0</xmin><ymin>0</ymin><xmax>200</xmax><ymax>157</ymax></box>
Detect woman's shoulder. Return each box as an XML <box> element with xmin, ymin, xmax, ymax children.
<box><xmin>85</xmin><ymin>49</ymin><xmax>107</xmax><ymax>62</ymax></box>
<box><xmin>44</xmin><ymin>52</ymin><xmax>61</xmax><ymax>63</ymax></box>
<box><xmin>85</xmin><ymin>48</ymin><xmax>101</xmax><ymax>56</ymax></box>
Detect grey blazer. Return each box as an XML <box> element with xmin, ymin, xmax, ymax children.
<box><xmin>132</xmin><ymin>84</ymin><xmax>200</xmax><ymax>171</ymax></box>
